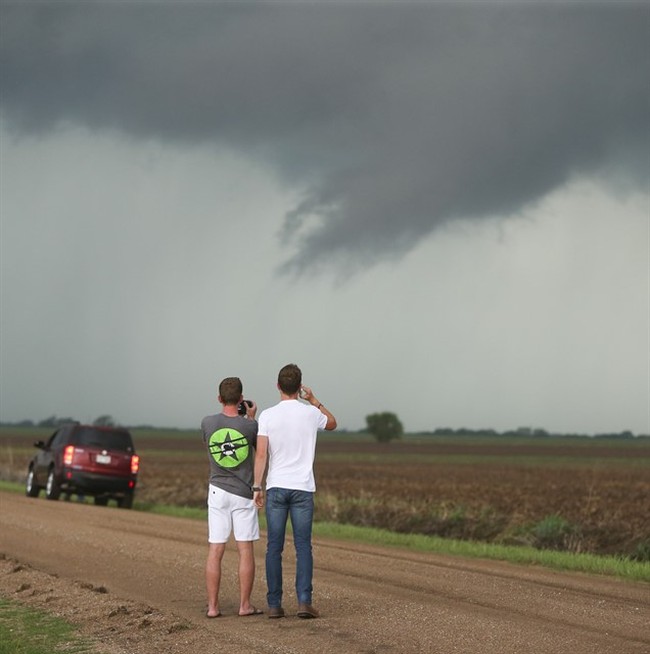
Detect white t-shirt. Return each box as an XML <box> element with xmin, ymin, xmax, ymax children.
<box><xmin>258</xmin><ymin>399</ymin><xmax>328</xmax><ymax>492</ymax></box>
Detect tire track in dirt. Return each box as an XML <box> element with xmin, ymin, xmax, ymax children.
<box><xmin>310</xmin><ymin>538</ymin><xmax>649</xmax><ymax>652</ymax></box>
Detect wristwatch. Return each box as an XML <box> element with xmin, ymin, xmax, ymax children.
<box><xmin>252</xmin><ymin>486</ymin><xmax>262</xmax><ymax>492</ymax></box>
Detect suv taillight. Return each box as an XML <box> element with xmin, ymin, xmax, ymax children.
<box><xmin>63</xmin><ymin>445</ymin><xmax>75</xmax><ymax>466</ymax></box>
<box><xmin>131</xmin><ymin>454</ymin><xmax>140</xmax><ymax>475</ymax></box>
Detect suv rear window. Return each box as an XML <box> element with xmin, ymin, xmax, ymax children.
<box><xmin>71</xmin><ymin>428</ymin><xmax>134</xmax><ymax>452</ymax></box>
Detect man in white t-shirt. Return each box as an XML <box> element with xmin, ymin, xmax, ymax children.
<box><xmin>253</xmin><ymin>363</ymin><xmax>337</xmax><ymax>619</ymax></box>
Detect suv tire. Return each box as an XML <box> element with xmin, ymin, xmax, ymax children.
<box><xmin>45</xmin><ymin>468</ymin><xmax>61</xmax><ymax>500</ymax></box>
<box><xmin>118</xmin><ymin>492</ymin><xmax>134</xmax><ymax>509</ymax></box>
<box><xmin>25</xmin><ymin>467</ymin><xmax>41</xmax><ymax>498</ymax></box>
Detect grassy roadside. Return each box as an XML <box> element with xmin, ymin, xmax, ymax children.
<box><xmin>1</xmin><ymin>480</ymin><xmax>648</xmax><ymax>583</ymax></box>
<box><xmin>0</xmin><ymin>598</ymin><xmax>96</xmax><ymax>654</ymax></box>
<box><xmin>312</xmin><ymin>522</ymin><xmax>650</xmax><ymax>582</ymax></box>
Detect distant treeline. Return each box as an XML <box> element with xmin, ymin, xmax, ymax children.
<box><xmin>0</xmin><ymin>415</ymin><xmax>177</xmax><ymax>432</ymax></box>
<box><xmin>0</xmin><ymin>416</ymin><xmax>647</xmax><ymax>439</ymax></box>
<box><xmin>418</xmin><ymin>427</ymin><xmax>648</xmax><ymax>439</ymax></box>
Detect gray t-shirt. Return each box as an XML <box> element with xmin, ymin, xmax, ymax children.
<box><xmin>201</xmin><ymin>413</ymin><xmax>258</xmax><ymax>499</ymax></box>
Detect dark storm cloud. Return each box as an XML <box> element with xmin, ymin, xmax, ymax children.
<box><xmin>1</xmin><ymin>2</ymin><xmax>648</xmax><ymax>272</ymax></box>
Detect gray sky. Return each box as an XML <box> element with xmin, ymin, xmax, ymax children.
<box><xmin>1</xmin><ymin>1</ymin><xmax>648</xmax><ymax>434</ymax></box>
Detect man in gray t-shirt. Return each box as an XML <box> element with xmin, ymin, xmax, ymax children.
<box><xmin>202</xmin><ymin>411</ymin><xmax>258</xmax><ymax>498</ymax></box>
<box><xmin>200</xmin><ymin>377</ymin><xmax>263</xmax><ymax>618</ymax></box>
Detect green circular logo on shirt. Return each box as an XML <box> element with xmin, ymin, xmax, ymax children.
<box><xmin>208</xmin><ymin>428</ymin><xmax>250</xmax><ymax>469</ymax></box>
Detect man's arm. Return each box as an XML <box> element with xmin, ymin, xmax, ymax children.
<box><xmin>253</xmin><ymin>435</ymin><xmax>268</xmax><ymax>508</ymax></box>
<box><xmin>319</xmin><ymin>404</ymin><xmax>337</xmax><ymax>431</ymax></box>
<box><xmin>301</xmin><ymin>385</ymin><xmax>337</xmax><ymax>431</ymax></box>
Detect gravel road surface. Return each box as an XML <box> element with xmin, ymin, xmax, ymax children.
<box><xmin>1</xmin><ymin>492</ymin><xmax>648</xmax><ymax>654</ymax></box>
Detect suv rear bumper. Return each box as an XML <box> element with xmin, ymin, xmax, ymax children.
<box><xmin>61</xmin><ymin>469</ymin><xmax>137</xmax><ymax>495</ymax></box>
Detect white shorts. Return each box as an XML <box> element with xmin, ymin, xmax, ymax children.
<box><xmin>207</xmin><ymin>484</ymin><xmax>260</xmax><ymax>543</ymax></box>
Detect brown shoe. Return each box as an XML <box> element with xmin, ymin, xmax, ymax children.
<box><xmin>268</xmin><ymin>606</ymin><xmax>285</xmax><ymax>619</ymax></box>
<box><xmin>296</xmin><ymin>603</ymin><xmax>319</xmax><ymax>619</ymax></box>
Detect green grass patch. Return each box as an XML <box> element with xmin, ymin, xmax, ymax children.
<box><xmin>135</xmin><ymin>502</ymin><xmax>207</xmax><ymax>520</ymax></box>
<box><xmin>311</xmin><ymin>522</ymin><xmax>650</xmax><ymax>583</ymax></box>
<box><xmin>0</xmin><ymin>480</ymin><xmax>23</xmax><ymax>493</ymax></box>
<box><xmin>0</xmin><ymin>598</ymin><xmax>96</xmax><ymax>654</ymax></box>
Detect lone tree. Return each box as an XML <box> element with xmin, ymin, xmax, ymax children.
<box><xmin>365</xmin><ymin>412</ymin><xmax>403</xmax><ymax>443</ymax></box>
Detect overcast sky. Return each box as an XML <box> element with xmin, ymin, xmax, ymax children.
<box><xmin>1</xmin><ymin>1</ymin><xmax>648</xmax><ymax>435</ymax></box>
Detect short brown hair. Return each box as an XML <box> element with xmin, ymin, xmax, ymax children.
<box><xmin>218</xmin><ymin>377</ymin><xmax>243</xmax><ymax>406</ymax></box>
<box><xmin>278</xmin><ymin>363</ymin><xmax>302</xmax><ymax>395</ymax></box>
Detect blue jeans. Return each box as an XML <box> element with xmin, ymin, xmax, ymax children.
<box><xmin>265</xmin><ymin>487</ymin><xmax>314</xmax><ymax>607</ymax></box>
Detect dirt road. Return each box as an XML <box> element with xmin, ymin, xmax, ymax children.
<box><xmin>1</xmin><ymin>491</ymin><xmax>648</xmax><ymax>654</ymax></box>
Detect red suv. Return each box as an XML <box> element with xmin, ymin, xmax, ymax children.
<box><xmin>25</xmin><ymin>423</ymin><xmax>140</xmax><ymax>508</ymax></box>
